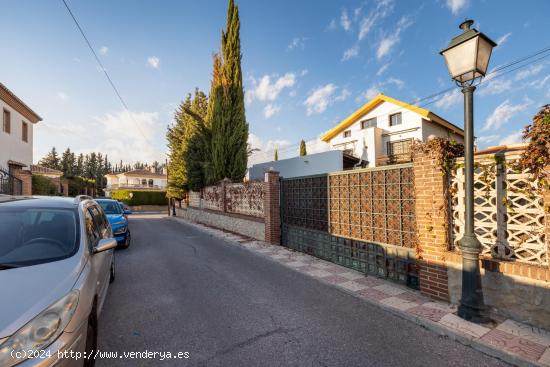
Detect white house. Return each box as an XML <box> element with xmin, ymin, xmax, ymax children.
<box><xmin>0</xmin><ymin>82</ymin><xmax>42</xmax><ymax>172</ymax></box>
<box><xmin>104</xmin><ymin>168</ymin><xmax>167</xmax><ymax>196</ymax></box>
<box><xmin>321</xmin><ymin>93</ymin><xmax>464</xmax><ymax>167</ymax></box>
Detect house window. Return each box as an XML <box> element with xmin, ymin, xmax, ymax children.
<box><xmin>141</xmin><ymin>179</ymin><xmax>147</xmax><ymax>186</ymax></box>
<box><xmin>389</xmin><ymin>112</ymin><xmax>402</xmax><ymax>127</ymax></box>
<box><xmin>343</xmin><ymin>130</ymin><xmax>351</xmax><ymax>138</ymax></box>
<box><xmin>22</xmin><ymin>121</ymin><xmax>28</xmax><ymax>142</ymax></box>
<box><xmin>3</xmin><ymin>109</ymin><xmax>10</xmax><ymax>133</ymax></box>
<box><xmin>148</xmin><ymin>179</ymin><xmax>154</xmax><ymax>187</ymax></box>
<box><xmin>361</xmin><ymin>118</ymin><xmax>376</xmax><ymax>129</ymax></box>
<box><xmin>387</xmin><ymin>139</ymin><xmax>413</xmax><ymax>157</ymax></box>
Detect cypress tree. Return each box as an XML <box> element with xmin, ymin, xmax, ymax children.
<box><xmin>274</xmin><ymin>149</ymin><xmax>278</xmax><ymax>161</ymax></box>
<box><xmin>210</xmin><ymin>0</ymin><xmax>248</xmax><ymax>183</ymax></box>
<box><xmin>299</xmin><ymin>140</ymin><xmax>307</xmax><ymax>156</ymax></box>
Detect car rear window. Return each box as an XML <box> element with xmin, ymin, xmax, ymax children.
<box><xmin>0</xmin><ymin>207</ymin><xmax>79</xmax><ymax>268</ymax></box>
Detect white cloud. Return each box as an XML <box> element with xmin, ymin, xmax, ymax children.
<box><xmin>499</xmin><ymin>130</ymin><xmax>524</xmax><ymax>145</ymax></box>
<box><xmin>247</xmin><ymin>133</ymin><xmax>292</xmax><ymax>166</ymax></box>
<box><xmin>95</xmin><ymin>110</ymin><xmax>162</xmax><ymax>162</ymax></box>
<box><xmin>376</xmin><ymin>17</ymin><xmax>412</xmax><ymax>59</ymax></box>
<box><xmin>476</xmin><ymin>134</ymin><xmax>500</xmax><ymax>146</ymax></box>
<box><xmin>356</xmin><ymin>86</ymin><xmax>381</xmax><ymax>103</ymax></box>
<box><xmin>377</xmin><ymin>64</ymin><xmax>389</xmax><ymax>76</ymax></box>
<box><xmin>300</xmin><ymin>69</ymin><xmax>309</xmax><ymax>76</ymax></box>
<box><xmin>358</xmin><ymin>0</ymin><xmax>394</xmax><ymax>40</ymax></box>
<box><xmin>446</xmin><ymin>0</ymin><xmax>468</xmax><ymax>14</ymax></box>
<box><xmin>287</xmin><ymin>37</ymin><xmax>306</xmax><ymax>51</ymax></box>
<box><xmin>386</xmin><ymin>77</ymin><xmax>405</xmax><ymax>89</ymax></box>
<box><xmin>496</xmin><ymin>32</ymin><xmax>512</xmax><ymax>48</ymax></box>
<box><xmin>340</xmin><ymin>9</ymin><xmax>351</xmax><ymax>31</ymax></box>
<box><xmin>147</xmin><ymin>56</ymin><xmax>160</xmax><ymax>69</ymax></box>
<box><xmin>484</xmin><ymin>99</ymin><xmax>531</xmax><ymax>131</ymax></box>
<box><xmin>529</xmin><ymin>75</ymin><xmax>550</xmax><ymax>89</ymax></box>
<box><xmin>99</xmin><ymin>46</ymin><xmax>109</xmax><ymax>55</ymax></box>
<box><xmin>246</xmin><ymin>73</ymin><xmax>296</xmax><ymax>103</ymax></box>
<box><xmin>335</xmin><ymin>88</ymin><xmax>351</xmax><ymax>101</ymax></box>
<box><xmin>327</xmin><ymin>19</ymin><xmax>337</xmax><ymax>31</ymax></box>
<box><xmin>479</xmin><ymin>78</ymin><xmax>512</xmax><ymax>96</ymax></box>
<box><xmin>303</xmin><ymin>137</ymin><xmax>331</xmax><ymax>155</ymax></box>
<box><xmin>515</xmin><ymin>64</ymin><xmax>544</xmax><ymax>81</ymax></box>
<box><xmin>342</xmin><ymin>45</ymin><xmax>359</xmax><ymax>61</ymax></box>
<box><xmin>304</xmin><ymin>84</ymin><xmax>337</xmax><ymax>115</ymax></box>
<box><xmin>57</xmin><ymin>92</ymin><xmax>68</xmax><ymax>101</ymax></box>
<box><xmin>289</xmin><ymin>90</ymin><xmax>297</xmax><ymax>97</ymax></box>
<box><xmin>263</xmin><ymin>104</ymin><xmax>280</xmax><ymax>119</ymax></box>
<box><xmin>434</xmin><ymin>89</ymin><xmax>461</xmax><ymax>111</ymax></box>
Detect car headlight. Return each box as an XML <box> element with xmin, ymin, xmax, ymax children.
<box><xmin>0</xmin><ymin>290</ymin><xmax>79</xmax><ymax>367</ymax></box>
<box><xmin>113</xmin><ymin>225</ymin><xmax>127</xmax><ymax>235</ymax></box>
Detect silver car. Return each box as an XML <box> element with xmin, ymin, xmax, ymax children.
<box><xmin>0</xmin><ymin>196</ymin><xmax>116</xmax><ymax>367</ymax></box>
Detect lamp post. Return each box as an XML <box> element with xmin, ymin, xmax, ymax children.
<box><xmin>440</xmin><ymin>19</ymin><xmax>496</xmax><ymax>323</ymax></box>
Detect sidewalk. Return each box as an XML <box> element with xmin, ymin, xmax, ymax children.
<box><xmin>170</xmin><ymin>216</ymin><xmax>550</xmax><ymax>367</ymax></box>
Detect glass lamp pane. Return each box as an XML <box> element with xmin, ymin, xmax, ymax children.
<box><xmin>442</xmin><ymin>37</ymin><xmax>477</xmax><ymax>80</ymax></box>
<box><xmin>476</xmin><ymin>37</ymin><xmax>493</xmax><ymax>75</ymax></box>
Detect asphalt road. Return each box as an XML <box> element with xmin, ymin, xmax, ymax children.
<box><xmin>97</xmin><ymin>214</ymin><xmax>507</xmax><ymax>367</ymax></box>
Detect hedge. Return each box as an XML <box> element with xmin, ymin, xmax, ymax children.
<box><xmin>111</xmin><ymin>190</ymin><xmax>167</xmax><ymax>206</ymax></box>
<box><xmin>32</xmin><ymin>175</ymin><xmax>58</xmax><ymax>195</ymax></box>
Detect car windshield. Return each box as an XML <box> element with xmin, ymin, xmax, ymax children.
<box><xmin>98</xmin><ymin>201</ymin><xmax>122</xmax><ymax>215</ymax></box>
<box><xmin>0</xmin><ymin>207</ymin><xmax>79</xmax><ymax>268</ymax></box>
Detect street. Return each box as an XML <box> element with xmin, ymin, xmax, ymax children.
<box><xmin>96</xmin><ymin>214</ymin><xmax>507</xmax><ymax>367</ymax></box>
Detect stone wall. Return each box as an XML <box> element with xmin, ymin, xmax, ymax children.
<box><xmin>175</xmin><ymin>206</ymin><xmax>265</xmax><ymax>241</ymax></box>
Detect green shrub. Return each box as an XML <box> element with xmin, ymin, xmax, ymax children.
<box><xmin>32</xmin><ymin>175</ymin><xmax>58</xmax><ymax>195</ymax></box>
<box><xmin>67</xmin><ymin>176</ymin><xmax>96</xmax><ymax>196</ymax></box>
<box><xmin>111</xmin><ymin>190</ymin><xmax>167</xmax><ymax>206</ymax></box>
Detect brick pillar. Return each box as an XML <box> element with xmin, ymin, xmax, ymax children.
<box><xmin>12</xmin><ymin>169</ymin><xmax>32</xmax><ymax>196</ymax></box>
<box><xmin>264</xmin><ymin>170</ymin><xmax>280</xmax><ymax>244</ymax></box>
<box><xmin>61</xmin><ymin>178</ymin><xmax>69</xmax><ymax>197</ymax></box>
<box><xmin>413</xmin><ymin>150</ymin><xmax>450</xmax><ymax>301</ymax></box>
<box><xmin>51</xmin><ymin>177</ymin><xmax>61</xmax><ymax>195</ymax></box>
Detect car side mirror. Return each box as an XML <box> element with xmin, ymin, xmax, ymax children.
<box><xmin>93</xmin><ymin>238</ymin><xmax>117</xmax><ymax>254</ymax></box>
<box><xmin>123</xmin><ymin>209</ymin><xmax>132</xmax><ymax>215</ymax></box>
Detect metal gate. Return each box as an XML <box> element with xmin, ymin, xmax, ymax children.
<box><xmin>280</xmin><ymin>164</ymin><xmax>419</xmax><ymax>289</ymax></box>
<box><xmin>0</xmin><ymin>167</ymin><xmax>22</xmax><ymax>195</ymax></box>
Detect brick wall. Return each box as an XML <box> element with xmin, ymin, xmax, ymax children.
<box><xmin>12</xmin><ymin>169</ymin><xmax>32</xmax><ymax>196</ymax></box>
<box><xmin>264</xmin><ymin>170</ymin><xmax>280</xmax><ymax>244</ymax></box>
<box><xmin>412</xmin><ymin>150</ymin><xmax>450</xmax><ymax>301</ymax></box>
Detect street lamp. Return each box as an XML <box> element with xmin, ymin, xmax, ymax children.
<box><xmin>440</xmin><ymin>19</ymin><xmax>496</xmax><ymax>323</ymax></box>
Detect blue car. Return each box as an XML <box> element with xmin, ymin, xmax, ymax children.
<box><xmin>96</xmin><ymin>199</ymin><xmax>131</xmax><ymax>248</ymax></box>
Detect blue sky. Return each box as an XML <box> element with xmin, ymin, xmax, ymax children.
<box><xmin>1</xmin><ymin>0</ymin><xmax>549</xmax><ymax>165</ymax></box>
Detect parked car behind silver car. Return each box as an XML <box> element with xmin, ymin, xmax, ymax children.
<box><xmin>0</xmin><ymin>196</ymin><xmax>116</xmax><ymax>367</ymax></box>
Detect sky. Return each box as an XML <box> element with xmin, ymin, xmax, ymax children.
<box><xmin>1</xmin><ymin>0</ymin><xmax>549</xmax><ymax>166</ymax></box>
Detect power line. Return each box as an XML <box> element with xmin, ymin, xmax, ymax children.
<box><xmin>61</xmin><ymin>0</ymin><xmax>153</xmax><ymax>145</ymax></box>
<box><xmin>253</xmin><ymin>45</ymin><xmax>550</xmax><ymax>160</ymax></box>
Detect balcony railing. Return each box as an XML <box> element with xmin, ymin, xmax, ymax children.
<box><xmin>375</xmin><ymin>152</ymin><xmax>413</xmax><ymax>166</ymax></box>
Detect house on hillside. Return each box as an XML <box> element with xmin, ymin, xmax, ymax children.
<box><xmin>104</xmin><ymin>167</ymin><xmax>167</xmax><ymax>196</ymax></box>
<box><xmin>1</xmin><ymin>82</ymin><xmax>42</xmax><ymax>195</ymax></box>
<box><xmin>321</xmin><ymin>94</ymin><xmax>464</xmax><ymax>167</ymax></box>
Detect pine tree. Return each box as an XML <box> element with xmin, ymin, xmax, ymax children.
<box><xmin>76</xmin><ymin>154</ymin><xmax>84</xmax><ymax>176</ymax></box>
<box><xmin>299</xmin><ymin>140</ymin><xmax>307</xmax><ymax>156</ymax></box>
<box><xmin>210</xmin><ymin>0</ymin><xmax>248</xmax><ymax>183</ymax></box>
<box><xmin>39</xmin><ymin>147</ymin><xmax>61</xmax><ymax>170</ymax></box>
<box><xmin>274</xmin><ymin>149</ymin><xmax>278</xmax><ymax>161</ymax></box>
<box><xmin>61</xmin><ymin>148</ymin><xmax>73</xmax><ymax>176</ymax></box>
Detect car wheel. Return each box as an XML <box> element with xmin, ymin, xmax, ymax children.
<box><xmin>84</xmin><ymin>311</ymin><xmax>97</xmax><ymax>367</ymax></box>
<box><xmin>109</xmin><ymin>256</ymin><xmax>115</xmax><ymax>284</ymax></box>
<box><xmin>122</xmin><ymin>231</ymin><xmax>131</xmax><ymax>249</ymax></box>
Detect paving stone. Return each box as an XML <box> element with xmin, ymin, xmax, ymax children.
<box><xmin>322</xmin><ymin>275</ymin><xmax>349</xmax><ymax>285</ymax></box>
<box><xmin>439</xmin><ymin>313</ymin><xmax>491</xmax><ymax>339</ymax></box>
<box><xmin>380</xmin><ymin>296</ymin><xmax>418</xmax><ymax>311</ymax></box>
<box><xmin>311</xmin><ymin>262</ymin><xmax>335</xmax><ymax>269</ymax></box>
<box><xmin>354</xmin><ymin>276</ymin><xmax>384</xmax><ymax>287</ymax></box>
<box><xmin>339</xmin><ymin>281</ymin><xmax>369</xmax><ymax>292</ymax></box>
<box><xmin>421</xmin><ymin>302</ymin><xmax>457</xmax><ymax>313</ymax></box>
<box><xmin>323</xmin><ymin>266</ymin><xmax>350</xmax><ymax>274</ymax></box>
<box><xmin>408</xmin><ymin>305</ymin><xmax>449</xmax><ymax>322</ymax></box>
<box><xmin>339</xmin><ymin>272</ymin><xmax>364</xmax><ymax>281</ymax></box>
<box><xmin>395</xmin><ymin>291</ymin><xmax>429</xmax><ymax>305</ymax></box>
<box><xmin>356</xmin><ymin>288</ymin><xmax>391</xmax><ymax>302</ymax></box>
<box><xmin>306</xmin><ymin>269</ymin><xmax>333</xmax><ymax>278</ymax></box>
<box><xmin>481</xmin><ymin>329</ymin><xmax>546</xmax><ymax>361</ymax></box>
<box><xmin>372</xmin><ymin>284</ymin><xmax>407</xmax><ymax>296</ymax></box>
<box><xmin>539</xmin><ymin>348</ymin><xmax>550</xmax><ymax>366</ymax></box>
<box><xmin>496</xmin><ymin>319</ymin><xmax>550</xmax><ymax>347</ymax></box>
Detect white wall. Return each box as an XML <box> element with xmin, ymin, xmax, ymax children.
<box><xmin>421</xmin><ymin>119</ymin><xmax>464</xmax><ymax>143</ymax></box>
<box><xmin>0</xmin><ymin>99</ymin><xmax>33</xmax><ymax>169</ymax></box>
